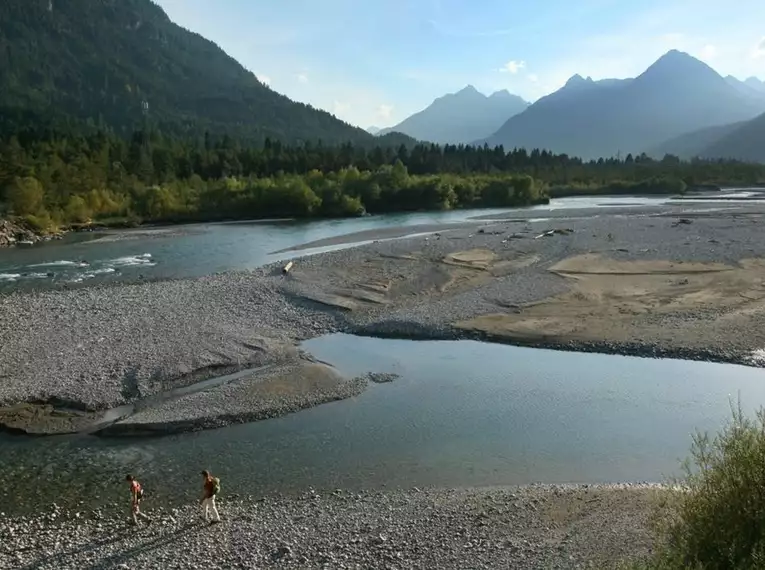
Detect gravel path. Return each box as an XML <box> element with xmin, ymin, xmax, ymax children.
<box><xmin>1</xmin><ymin>484</ymin><xmax>661</xmax><ymax>569</ymax></box>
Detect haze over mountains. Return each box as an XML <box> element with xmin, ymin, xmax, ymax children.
<box><xmin>376</xmin><ymin>86</ymin><xmax>528</xmax><ymax>144</ymax></box>
<box><xmin>477</xmin><ymin>50</ymin><xmax>765</xmax><ymax>161</ymax></box>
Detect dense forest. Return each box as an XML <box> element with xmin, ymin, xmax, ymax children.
<box><xmin>1</xmin><ymin>127</ymin><xmax>764</xmax><ymax>232</ymax></box>
<box><xmin>0</xmin><ymin>0</ymin><xmax>414</xmax><ymax>149</ymax></box>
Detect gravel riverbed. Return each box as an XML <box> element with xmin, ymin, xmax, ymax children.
<box><xmin>0</xmin><ymin>484</ymin><xmax>662</xmax><ymax>570</ymax></box>
<box><xmin>3</xmin><ymin>201</ymin><xmax>765</xmax><ymax>434</ymax></box>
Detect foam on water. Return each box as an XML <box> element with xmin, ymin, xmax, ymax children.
<box><xmin>110</xmin><ymin>253</ymin><xmax>153</xmax><ymax>267</ymax></box>
<box><xmin>85</xmin><ymin>268</ymin><xmax>117</xmax><ymax>276</ymax></box>
<box><xmin>0</xmin><ymin>252</ymin><xmax>157</xmax><ymax>288</ymax></box>
<box><xmin>29</xmin><ymin>260</ymin><xmax>90</xmax><ymax>268</ymax></box>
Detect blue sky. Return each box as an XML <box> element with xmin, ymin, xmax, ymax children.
<box><xmin>155</xmin><ymin>0</ymin><xmax>765</xmax><ymax>128</ymax></box>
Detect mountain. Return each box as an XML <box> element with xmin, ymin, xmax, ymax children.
<box><xmin>745</xmin><ymin>77</ymin><xmax>765</xmax><ymax>92</ymax></box>
<box><xmin>725</xmin><ymin>76</ymin><xmax>765</xmax><ymax>101</ymax></box>
<box><xmin>366</xmin><ymin>126</ymin><xmax>382</xmax><ymax>135</ymax></box>
<box><xmin>700</xmin><ymin>112</ymin><xmax>765</xmax><ymax>163</ymax></box>
<box><xmin>648</xmin><ymin>121</ymin><xmax>746</xmax><ymax>159</ymax></box>
<box><xmin>479</xmin><ymin>51</ymin><xmax>765</xmax><ymax>160</ymax></box>
<box><xmin>376</xmin><ymin>85</ymin><xmax>528</xmax><ymax>144</ymax></box>
<box><xmin>0</xmin><ymin>0</ymin><xmax>373</xmax><ymax>145</ymax></box>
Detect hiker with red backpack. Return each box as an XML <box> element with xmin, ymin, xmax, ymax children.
<box><xmin>200</xmin><ymin>470</ymin><xmax>221</xmax><ymax>523</ymax></box>
<box><xmin>125</xmin><ymin>474</ymin><xmax>151</xmax><ymax>525</ymax></box>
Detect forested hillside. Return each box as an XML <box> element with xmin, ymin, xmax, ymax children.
<box><xmin>0</xmin><ymin>0</ymin><xmax>376</xmax><ymax>145</ymax></box>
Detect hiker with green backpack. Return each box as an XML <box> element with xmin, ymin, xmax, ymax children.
<box><xmin>200</xmin><ymin>470</ymin><xmax>221</xmax><ymax>524</ymax></box>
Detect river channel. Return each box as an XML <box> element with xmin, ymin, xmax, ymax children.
<box><xmin>1</xmin><ymin>334</ymin><xmax>764</xmax><ymax>516</ymax></box>
<box><xmin>0</xmin><ymin>196</ymin><xmax>686</xmax><ymax>291</ymax></box>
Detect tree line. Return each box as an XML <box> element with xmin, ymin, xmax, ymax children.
<box><xmin>1</xmin><ymin>127</ymin><xmax>763</xmax><ymax>232</ymax></box>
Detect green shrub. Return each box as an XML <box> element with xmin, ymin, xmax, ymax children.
<box><xmin>21</xmin><ymin>212</ymin><xmax>57</xmax><ymax>233</ymax></box>
<box><xmin>645</xmin><ymin>404</ymin><xmax>765</xmax><ymax>569</ymax></box>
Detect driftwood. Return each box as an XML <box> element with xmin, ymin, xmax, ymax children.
<box><xmin>534</xmin><ymin>228</ymin><xmax>574</xmax><ymax>239</ymax></box>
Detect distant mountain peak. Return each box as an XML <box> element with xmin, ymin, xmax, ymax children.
<box><xmin>645</xmin><ymin>49</ymin><xmax>707</xmax><ymax>73</ymax></box>
<box><xmin>377</xmin><ymin>83</ymin><xmax>528</xmax><ymax>144</ymax></box>
<box><xmin>655</xmin><ymin>49</ymin><xmax>698</xmax><ymax>64</ymax></box>
<box><xmin>458</xmin><ymin>84</ymin><xmax>481</xmax><ymax>95</ymax></box>
<box><xmin>637</xmin><ymin>49</ymin><xmax>720</xmax><ymax>86</ymax></box>
<box><xmin>563</xmin><ymin>74</ymin><xmax>595</xmax><ymax>89</ymax></box>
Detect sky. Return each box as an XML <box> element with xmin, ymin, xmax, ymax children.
<box><xmin>154</xmin><ymin>0</ymin><xmax>765</xmax><ymax>129</ymax></box>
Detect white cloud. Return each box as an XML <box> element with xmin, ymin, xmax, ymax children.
<box><xmin>297</xmin><ymin>73</ymin><xmax>309</xmax><ymax>84</ymax></box>
<box><xmin>700</xmin><ymin>44</ymin><xmax>717</xmax><ymax>59</ymax></box>
<box><xmin>527</xmin><ymin>73</ymin><xmax>539</xmax><ymax>83</ymax></box>
<box><xmin>257</xmin><ymin>74</ymin><xmax>271</xmax><ymax>86</ymax></box>
<box><xmin>499</xmin><ymin>60</ymin><xmax>526</xmax><ymax>74</ymax></box>
<box><xmin>376</xmin><ymin>104</ymin><xmax>394</xmax><ymax>120</ymax></box>
<box><xmin>333</xmin><ymin>100</ymin><xmax>351</xmax><ymax>117</ymax></box>
<box><xmin>754</xmin><ymin>37</ymin><xmax>765</xmax><ymax>58</ymax></box>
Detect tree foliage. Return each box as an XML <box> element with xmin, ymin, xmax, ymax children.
<box><xmin>0</xmin><ymin>0</ymin><xmax>386</xmax><ymax>146</ymax></box>
<box><xmin>0</xmin><ymin>127</ymin><xmax>763</xmax><ymax>231</ymax></box>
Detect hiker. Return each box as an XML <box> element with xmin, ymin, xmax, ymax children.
<box><xmin>200</xmin><ymin>470</ymin><xmax>221</xmax><ymax>523</ymax></box>
<box><xmin>125</xmin><ymin>474</ymin><xmax>151</xmax><ymax>525</ymax></box>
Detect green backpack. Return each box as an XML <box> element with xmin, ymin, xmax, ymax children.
<box><xmin>211</xmin><ymin>477</ymin><xmax>221</xmax><ymax>496</ymax></box>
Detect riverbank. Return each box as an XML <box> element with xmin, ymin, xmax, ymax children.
<box><xmin>0</xmin><ymin>484</ymin><xmax>660</xmax><ymax>569</ymax></box>
<box><xmin>4</xmin><ymin>201</ymin><xmax>765</xmax><ymax>435</ymax></box>
<box><xmin>0</xmin><ymin>218</ymin><xmax>64</xmax><ymax>247</ymax></box>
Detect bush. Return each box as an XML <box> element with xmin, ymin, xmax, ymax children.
<box><xmin>645</xmin><ymin>404</ymin><xmax>765</xmax><ymax>569</ymax></box>
<box><xmin>22</xmin><ymin>212</ymin><xmax>57</xmax><ymax>233</ymax></box>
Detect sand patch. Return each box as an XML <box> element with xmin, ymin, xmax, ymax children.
<box><xmin>289</xmin><ymin>250</ymin><xmax>537</xmax><ymax>312</ymax></box>
<box><xmin>442</xmin><ymin>249</ymin><xmax>497</xmax><ymax>270</ymax></box>
<box><xmin>456</xmin><ymin>254</ymin><xmax>765</xmax><ymax>345</ymax></box>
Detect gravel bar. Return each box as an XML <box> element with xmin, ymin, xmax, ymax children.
<box><xmin>4</xmin><ymin>201</ymin><xmax>765</xmax><ymax>434</ymax></box>
<box><xmin>0</xmin><ymin>484</ymin><xmax>662</xmax><ymax>569</ymax></box>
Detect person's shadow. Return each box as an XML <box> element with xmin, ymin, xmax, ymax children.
<box><xmin>18</xmin><ymin>520</ymin><xmax>204</xmax><ymax>570</ymax></box>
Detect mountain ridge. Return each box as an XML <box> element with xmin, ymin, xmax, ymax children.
<box><xmin>377</xmin><ymin>86</ymin><xmax>528</xmax><ymax>144</ymax></box>
<box><xmin>699</xmin><ymin>112</ymin><xmax>765</xmax><ymax>163</ymax></box>
<box><xmin>478</xmin><ymin>50</ymin><xmax>765</xmax><ymax>160</ymax></box>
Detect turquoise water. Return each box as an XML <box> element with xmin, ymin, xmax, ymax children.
<box><xmin>1</xmin><ymin>335</ymin><xmax>763</xmax><ymax>515</ymax></box>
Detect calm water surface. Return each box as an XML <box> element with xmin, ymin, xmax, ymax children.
<box><xmin>1</xmin><ymin>335</ymin><xmax>764</xmax><ymax>515</ymax></box>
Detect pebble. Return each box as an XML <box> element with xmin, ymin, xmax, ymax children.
<box><xmin>18</xmin><ymin>484</ymin><xmax>666</xmax><ymax>569</ymax></box>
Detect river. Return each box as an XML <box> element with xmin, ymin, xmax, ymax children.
<box><xmin>1</xmin><ymin>334</ymin><xmax>764</xmax><ymax>515</ymax></box>
<box><xmin>2</xmin><ymin>192</ymin><xmax>765</xmax><ymax>516</ymax></box>
<box><xmin>0</xmin><ymin>196</ymin><xmax>684</xmax><ymax>291</ymax></box>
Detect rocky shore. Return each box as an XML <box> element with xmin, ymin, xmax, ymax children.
<box><xmin>3</xmin><ymin>201</ymin><xmax>765</xmax><ymax>435</ymax></box>
<box><xmin>0</xmin><ymin>484</ymin><xmax>661</xmax><ymax>569</ymax></box>
<box><xmin>0</xmin><ymin>218</ymin><xmax>59</xmax><ymax>247</ymax></box>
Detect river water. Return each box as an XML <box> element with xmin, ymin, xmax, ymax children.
<box><xmin>2</xmin><ymin>335</ymin><xmax>764</xmax><ymax>515</ymax></box>
<box><xmin>0</xmin><ymin>196</ymin><xmax>680</xmax><ymax>291</ymax></box>
<box><xmin>2</xmin><ymin>192</ymin><xmax>765</xmax><ymax>516</ymax></box>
